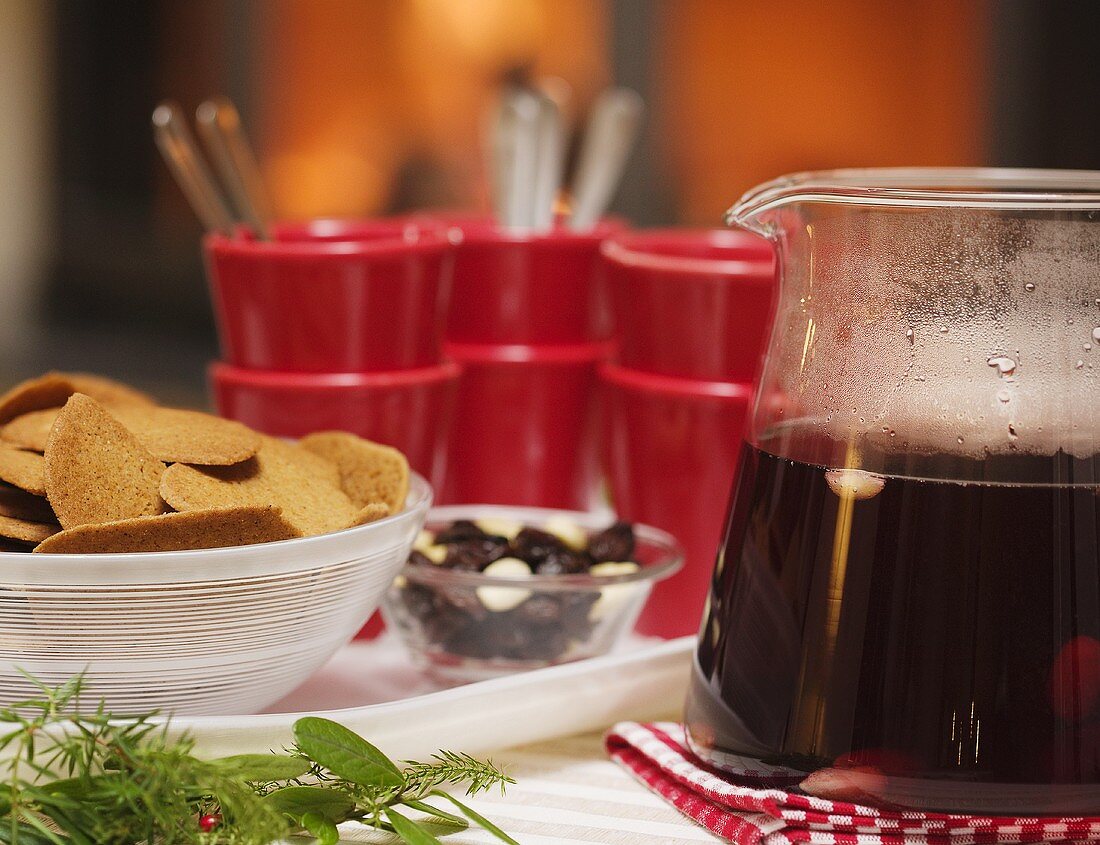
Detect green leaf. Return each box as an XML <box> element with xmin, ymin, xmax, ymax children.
<box><xmin>207</xmin><ymin>753</ymin><xmax>313</xmax><ymax>782</ymax></box>
<box><xmin>402</xmin><ymin>798</ymin><xmax>467</xmax><ymax>827</ymax></box>
<box><xmin>431</xmin><ymin>791</ymin><xmax>521</xmax><ymax>845</ymax></box>
<box><xmin>301</xmin><ymin>810</ymin><xmax>340</xmax><ymax>845</ymax></box>
<box><xmin>265</xmin><ymin>785</ymin><xmax>355</xmax><ymax>823</ymax></box>
<box><xmin>293</xmin><ymin>717</ymin><xmax>402</xmax><ymax>788</ymax></box>
<box><xmin>384</xmin><ymin>808</ymin><xmax>444</xmax><ymax>845</ymax></box>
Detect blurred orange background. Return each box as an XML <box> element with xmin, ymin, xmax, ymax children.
<box><xmin>251</xmin><ymin>0</ymin><xmax>987</xmax><ymax>223</ymax></box>
<box><xmin>2</xmin><ymin>0</ymin><xmax>1094</xmax><ymax>395</ymax></box>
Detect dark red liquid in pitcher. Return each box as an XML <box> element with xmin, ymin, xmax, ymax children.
<box><xmin>685</xmin><ymin>441</ymin><xmax>1100</xmax><ymax>812</ymax></box>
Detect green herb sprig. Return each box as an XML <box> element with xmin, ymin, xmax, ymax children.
<box><xmin>0</xmin><ymin>674</ymin><xmax>519</xmax><ymax>845</ymax></box>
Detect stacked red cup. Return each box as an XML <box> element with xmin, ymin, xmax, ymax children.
<box><xmin>203</xmin><ymin>219</ymin><xmax>463</xmax><ymax>637</ymax></box>
<box><xmin>204</xmin><ymin>219</ymin><xmax>460</xmax><ymax>488</ymax></box>
<box><xmin>599</xmin><ymin>229</ymin><xmax>776</xmax><ymax>638</ymax></box>
<box><xmin>437</xmin><ymin>220</ymin><xmax>622</xmax><ymax>509</ymax></box>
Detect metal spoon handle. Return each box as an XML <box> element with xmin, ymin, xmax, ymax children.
<box><xmin>568</xmin><ymin>88</ymin><xmax>644</xmax><ymax>231</ymax></box>
<box><xmin>532</xmin><ymin>95</ymin><xmax>565</xmax><ymax>231</ymax></box>
<box><xmin>152</xmin><ymin>101</ymin><xmax>235</xmax><ymax>235</ymax></box>
<box><xmin>503</xmin><ymin>89</ymin><xmax>542</xmax><ymax>231</ymax></box>
<box><xmin>196</xmin><ymin>97</ymin><xmax>272</xmax><ymax>239</ymax></box>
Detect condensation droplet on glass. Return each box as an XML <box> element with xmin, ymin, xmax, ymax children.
<box><xmin>825</xmin><ymin>468</ymin><xmax>886</xmax><ymax>501</ymax></box>
<box><xmin>997</xmin><ymin>388</ymin><xmax>1011</xmax><ymax>403</ymax></box>
<box><xmin>1025</xmin><ymin>283</ymin><xmax>1035</xmax><ymax>292</ymax></box>
<box><xmin>1067</xmin><ymin>318</ymin><xmax>1076</xmax><ymax>326</ymax></box>
<box><xmin>906</xmin><ymin>327</ymin><xmax>914</xmax><ymax>345</ymax></box>
<box><xmin>858</xmin><ymin>417</ymin><xmax>865</xmax><ymax>424</ymax></box>
<box><xmin>939</xmin><ymin>326</ymin><xmax>949</xmax><ymax>334</ymax></box>
<box><xmin>1092</xmin><ymin>327</ymin><xmax>1100</xmax><ymax>342</ymax></box>
<box><xmin>1077</xmin><ymin>360</ymin><xmax>1085</xmax><ymax>369</ymax></box>
<box><xmin>957</xmin><ymin>436</ymin><xmax>964</xmax><ymax>445</ymax></box>
<box><xmin>987</xmin><ymin>355</ymin><xmax>1016</xmax><ymax>377</ymax></box>
<box><xmin>914</xmin><ymin>375</ymin><xmax>926</xmax><ymax>382</ymax></box>
<box><xmin>1086</xmin><ymin>344</ymin><xmax>1093</xmax><ymax>352</ymax></box>
<box><xmin>1008</xmin><ymin>423</ymin><xmax>1018</xmax><ymax>440</ymax></box>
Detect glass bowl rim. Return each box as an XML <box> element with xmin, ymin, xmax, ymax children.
<box><xmin>397</xmin><ymin>504</ymin><xmax>685</xmax><ymax>591</ymax></box>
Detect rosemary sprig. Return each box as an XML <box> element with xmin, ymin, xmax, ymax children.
<box><xmin>0</xmin><ymin>675</ymin><xmax>520</xmax><ymax>845</ymax></box>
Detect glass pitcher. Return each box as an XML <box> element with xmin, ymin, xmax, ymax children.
<box><xmin>684</xmin><ymin>169</ymin><xmax>1100</xmax><ymax>813</ymax></box>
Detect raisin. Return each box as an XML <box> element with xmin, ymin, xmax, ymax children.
<box><xmin>438</xmin><ymin>586</ymin><xmax>490</xmax><ymax>621</ymax></box>
<box><xmin>521</xmin><ymin>624</ymin><xmax>569</xmax><ymax>660</ymax></box>
<box><xmin>510</xmin><ymin>528</ymin><xmax>567</xmax><ymax>563</ymax></box>
<box><xmin>434</xmin><ymin>519</ymin><xmax>488</xmax><ymax>544</ymax></box>
<box><xmin>402</xmin><ymin>582</ymin><xmax>439</xmax><ymax>619</ymax></box>
<box><xmin>587</xmin><ymin>521</ymin><xmax>635</xmax><ymax>562</ymax></box>
<box><xmin>561</xmin><ymin>592</ymin><xmax>599</xmax><ymax>637</ymax></box>
<box><xmin>515</xmin><ymin>594</ymin><xmax>563</xmax><ymax>624</ymax></box>
<box><xmin>444</xmin><ymin>537</ymin><xmax>508</xmax><ymax>571</ymax></box>
<box><xmin>534</xmin><ymin>548</ymin><xmax>591</xmax><ymax>575</ymax></box>
<box><xmin>407</xmin><ymin>550</ymin><xmax>435</xmax><ymax>567</ymax></box>
<box><xmin>423</xmin><ymin>608</ymin><xmax>468</xmax><ymax>644</ymax></box>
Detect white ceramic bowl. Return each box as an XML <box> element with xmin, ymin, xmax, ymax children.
<box><xmin>0</xmin><ymin>473</ymin><xmax>432</xmax><ymax>715</ymax></box>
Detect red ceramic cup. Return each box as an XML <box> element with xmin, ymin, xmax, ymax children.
<box><xmin>209</xmin><ymin>361</ymin><xmax>459</xmax><ymax>491</ymax></box>
<box><xmin>443</xmin><ymin>220</ymin><xmax>625</xmax><ymax>345</ymax></box>
<box><xmin>204</xmin><ymin>220</ymin><xmax>454</xmax><ymax>372</ymax></box>
<box><xmin>602</xmin><ymin>229</ymin><xmax>776</xmax><ymax>382</ymax></box>
<box><xmin>439</xmin><ymin>341</ymin><xmax>611</xmax><ymax>509</ymax></box>
<box><xmin>599</xmin><ymin>362</ymin><xmax>753</xmax><ymax>638</ymax></box>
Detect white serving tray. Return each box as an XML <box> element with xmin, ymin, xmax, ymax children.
<box><xmin>170</xmin><ymin>635</ymin><xmax>695</xmax><ymax>761</ymax></box>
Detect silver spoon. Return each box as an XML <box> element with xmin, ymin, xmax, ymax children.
<box><xmin>502</xmin><ymin>89</ymin><xmax>542</xmax><ymax>230</ymax></box>
<box><xmin>152</xmin><ymin>101</ymin><xmax>235</xmax><ymax>235</ymax></box>
<box><xmin>196</xmin><ymin>97</ymin><xmax>272</xmax><ymax>239</ymax></box>
<box><xmin>568</xmin><ymin>88</ymin><xmax>644</xmax><ymax>231</ymax></box>
<box><xmin>531</xmin><ymin>95</ymin><xmax>565</xmax><ymax>231</ymax></box>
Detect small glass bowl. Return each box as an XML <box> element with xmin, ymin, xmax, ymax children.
<box><xmin>380</xmin><ymin>505</ymin><xmax>684</xmax><ymax>680</ymax></box>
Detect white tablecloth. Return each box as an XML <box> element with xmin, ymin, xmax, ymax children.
<box><xmin>331</xmin><ymin>730</ymin><xmax>722</xmax><ymax>844</ymax></box>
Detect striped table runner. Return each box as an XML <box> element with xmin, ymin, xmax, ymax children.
<box><xmin>333</xmin><ymin>730</ymin><xmax>721</xmax><ymax>843</ymax></box>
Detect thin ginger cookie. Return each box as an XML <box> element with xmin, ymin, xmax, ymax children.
<box><xmin>0</xmin><ymin>374</ymin><xmax>74</xmax><ymax>425</ymax></box>
<box><xmin>0</xmin><ymin>513</ymin><xmax>58</xmax><ymax>544</ymax></box>
<box><xmin>354</xmin><ymin>502</ymin><xmax>391</xmax><ymax>525</ymax></box>
<box><xmin>1</xmin><ymin>408</ymin><xmax>59</xmax><ymax>451</ymax></box>
<box><xmin>0</xmin><ymin>446</ymin><xmax>46</xmax><ymax>496</ymax></box>
<box><xmin>44</xmin><ymin>394</ymin><xmax>165</xmax><ymax>529</ymax></box>
<box><xmin>0</xmin><ymin>484</ymin><xmax>55</xmax><ymax>523</ymax></box>
<box><xmin>108</xmin><ymin>406</ymin><xmax>260</xmax><ymax>465</ymax></box>
<box><xmin>300</xmin><ymin>432</ymin><xmax>410</xmax><ymax>512</ymax></box>
<box><xmin>34</xmin><ymin>505</ymin><xmax>300</xmax><ymax>554</ymax></box>
<box><xmin>263</xmin><ymin>436</ymin><xmax>341</xmax><ymax>487</ymax></box>
<box><xmin>160</xmin><ymin>438</ymin><xmax>358</xmax><ymax>537</ymax></box>
<box><xmin>45</xmin><ymin>371</ymin><xmax>156</xmax><ymax>407</ymax></box>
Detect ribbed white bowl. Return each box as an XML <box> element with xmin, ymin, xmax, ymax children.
<box><xmin>0</xmin><ymin>474</ymin><xmax>431</xmax><ymax>715</ymax></box>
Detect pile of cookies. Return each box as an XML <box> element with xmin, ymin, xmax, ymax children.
<box><xmin>0</xmin><ymin>372</ymin><xmax>409</xmax><ymax>554</ymax></box>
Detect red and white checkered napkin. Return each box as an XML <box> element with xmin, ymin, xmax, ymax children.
<box><xmin>605</xmin><ymin>722</ymin><xmax>1100</xmax><ymax>845</ymax></box>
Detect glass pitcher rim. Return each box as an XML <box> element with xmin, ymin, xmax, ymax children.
<box><xmin>727</xmin><ymin>167</ymin><xmax>1100</xmax><ymax>227</ymax></box>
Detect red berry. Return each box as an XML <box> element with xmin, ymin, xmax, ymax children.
<box><xmin>1049</xmin><ymin>636</ymin><xmax>1100</xmax><ymax>722</ymax></box>
<box><xmin>199</xmin><ymin>814</ymin><xmax>221</xmax><ymax>832</ymax></box>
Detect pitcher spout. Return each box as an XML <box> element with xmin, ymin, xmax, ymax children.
<box><xmin>726</xmin><ymin>166</ymin><xmax>1100</xmax><ymax>239</ymax></box>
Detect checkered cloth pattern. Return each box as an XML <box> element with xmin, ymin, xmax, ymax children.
<box><xmin>606</xmin><ymin>722</ymin><xmax>1100</xmax><ymax>844</ymax></box>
